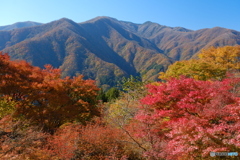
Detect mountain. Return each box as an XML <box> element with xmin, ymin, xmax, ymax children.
<box><xmin>0</xmin><ymin>21</ymin><xmax>42</xmax><ymax>31</ymax></box>
<box><xmin>118</xmin><ymin>21</ymin><xmax>240</xmax><ymax>60</ymax></box>
<box><xmin>0</xmin><ymin>16</ymin><xmax>240</xmax><ymax>88</ymax></box>
<box><xmin>0</xmin><ymin>17</ymin><xmax>172</xmax><ymax>88</ymax></box>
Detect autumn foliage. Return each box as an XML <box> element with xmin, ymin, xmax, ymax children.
<box><xmin>47</xmin><ymin>122</ymin><xmax>136</xmax><ymax>160</ymax></box>
<box><xmin>0</xmin><ymin>46</ymin><xmax>240</xmax><ymax>160</ymax></box>
<box><xmin>135</xmin><ymin>76</ymin><xmax>240</xmax><ymax>159</ymax></box>
<box><xmin>160</xmin><ymin>45</ymin><xmax>240</xmax><ymax>80</ymax></box>
<box><xmin>0</xmin><ymin>52</ymin><xmax>100</xmax><ymax>132</ymax></box>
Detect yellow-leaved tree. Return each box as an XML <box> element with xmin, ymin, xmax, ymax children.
<box><xmin>198</xmin><ymin>45</ymin><xmax>240</xmax><ymax>70</ymax></box>
<box><xmin>160</xmin><ymin>45</ymin><xmax>240</xmax><ymax>80</ymax></box>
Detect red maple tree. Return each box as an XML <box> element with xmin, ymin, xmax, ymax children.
<box><xmin>135</xmin><ymin>76</ymin><xmax>240</xmax><ymax>159</ymax></box>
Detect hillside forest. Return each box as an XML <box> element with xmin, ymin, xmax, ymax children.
<box><xmin>0</xmin><ymin>45</ymin><xmax>240</xmax><ymax>159</ymax></box>
<box><xmin>1</xmin><ymin>17</ymin><xmax>240</xmax><ymax>89</ymax></box>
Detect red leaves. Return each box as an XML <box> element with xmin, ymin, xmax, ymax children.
<box><xmin>1</xmin><ymin>51</ymin><xmax>240</xmax><ymax>159</ymax></box>
<box><xmin>135</xmin><ymin>77</ymin><xmax>240</xmax><ymax>159</ymax></box>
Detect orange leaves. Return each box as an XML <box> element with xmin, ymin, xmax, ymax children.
<box><xmin>0</xmin><ymin>52</ymin><xmax>100</xmax><ymax>132</ymax></box>
<box><xmin>0</xmin><ymin>118</ymin><xmax>51</xmax><ymax>159</ymax></box>
<box><xmin>46</xmin><ymin>122</ymin><xmax>132</xmax><ymax>159</ymax></box>
<box><xmin>47</xmin><ymin>124</ymin><xmax>80</xmax><ymax>159</ymax></box>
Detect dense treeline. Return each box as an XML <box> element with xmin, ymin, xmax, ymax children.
<box><xmin>0</xmin><ymin>46</ymin><xmax>240</xmax><ymax>159</ymax></box>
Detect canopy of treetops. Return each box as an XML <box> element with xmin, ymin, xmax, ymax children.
<box><xmin>0</xmin><ymin>45</ymin><xmax>239</xmax><ymax>159</ymax></box>
<box><xmin>0</xmin><ymin>52</ymin><xmax>100</xmax><ymax>132</ymax></box>
<box><xmin>160</xmin><ymin>45</ymin><xmax>240</xmax><ymax>81</ymax></box>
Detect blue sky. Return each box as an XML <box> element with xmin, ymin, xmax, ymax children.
<box><xmin>1</xmin><ymin>0</ymin><xmax>240</xmax><ymax>31</ymax></box>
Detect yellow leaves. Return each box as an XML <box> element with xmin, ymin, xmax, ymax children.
<box><xmin>108</xmin><ymin>100</ymin><xmax>128</xmax><ymax>117</ymax></box>
<box><xmin>198</xmin><ymin>45</ymin><xmax>240</xmax><ymax>70</ymax></box>
<box><xmin>162</xmin><ymin>117</ymin><xmax>170</xmax><ymax>122</ymax></box>
<box><xmin>0</xmin><ymin>98</ymin><xmax>16</xmax><ymax>119</ymax></box>
<box><xmin>160</xmin><ymin>59</ymin><xmax>219</xmax><ymax>80</ymax></box>
<box><xmin>104</xmin><ymin>96</ymin><xmax>140</xmax><ymax>128</ymax></box>
<box><xmin>150</xmin><ymin>81</ymin><xmax>162</xmax><ymax>86</ymax></box>
<box><xmin>160</xmin><ymin>45</ymin><xmax>240</xmax><ymax>81</ymax></box>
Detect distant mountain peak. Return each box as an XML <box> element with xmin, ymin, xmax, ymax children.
<box><xmin>52</xmin><ymin>17</ymin><xmax>76</xmax><ymax>24</ymax></box>
<box><xmin>82</xmin><ymin>16</ymin><xmax>119</xmax><ymax>24</ymax></box>
<box><xmin>48</xmin><ymin>18</ymin><xmax>80</xmax><ymax>29</ymax></box>
<box><xmin>172</xmin><ymin>26</ymin><xmax>192</xmax><ymax>32</ymax></box>
<box><xmin>143</xmin><ymin>21</ymin><xmax>157</xmax><ymax>25</ymax></box>
<box><xmin>0</xmin><ymin>21</ymin><xmax>42</xmax><ymax>31</ymax></box>
<box><xmin>94</xmin><ymin>16</ymin><xmax>115</xmax><ymax>20</ymax></box>
<box><xmin>58</xmin><ymin>17</ymin><xmax>74</xmax><ymax>22</ymax></box>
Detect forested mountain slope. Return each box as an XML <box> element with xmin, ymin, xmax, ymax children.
<box><xmin>0</xmin><ymin>16</ymin><xmax>239</xmax><ymax>87</ymax></box>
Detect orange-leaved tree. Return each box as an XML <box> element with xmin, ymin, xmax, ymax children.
<box><xmin>0</xmin><ymin>52</ymin><xmax>100</xmax><ymax>132</ymax></box>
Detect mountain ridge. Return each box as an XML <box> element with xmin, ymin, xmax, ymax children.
<box><xmin>0</xmin><ymin>21</ymin><xmax>42</xmax><ymax>31</ymax></box>
<box><xmin>0</xmin><ymin>17</ymin><xmax>239</xmax><ymax>88</ymax></box>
